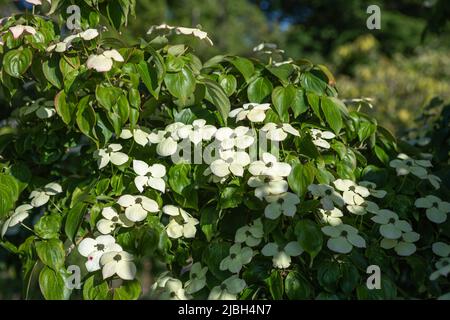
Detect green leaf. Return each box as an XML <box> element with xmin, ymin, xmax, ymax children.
<box><xmin>247</xmin><ymin>77</ymin><xmax>273</xmax><ymax>103</ymax></box>
<box><xmin>83</xmin><ymin>274</ymin><xmax>112</xmax><ymax>300</ymax></box>
<box><xmin>202</xmin><ymin>242</ymin><xmax>231</xmax><ymax>281</ymax></box>
<box><xmin>272</xmin><ymin>85</ymin><xmax>295</xmax><ymax>122</ymax></box>
<box><xmin>229</xmin><ymin>57</ymin><xmax>254</xmax><ymax>83</ymax></box>
<box><xmin>39</xmin><ymin>267</ymin><xmax>71</xmax><ymax>300</ymax></box>
<box><xmin>340</xmin><ymin>263</ymin><xmax>360</xmax><ymax>294</ymax></box>
<box><xmin>54</xmin><ymin>91</ymin><xmax>75</xmax><ymax>125</ymax></box>
<box><xmin>295</xmin><ymin>219</ymin><xmax>323</xmax><ymax>261</ymax></box>
<box><xmin>204</xmin><ymin>79</ymin><xmax>231</xmax><ymax>125</ymax></box>
<box><xmin>266</xmin><ymin>64</ymin><xmax>294</xmax><ymax>84</ymax></box>
<box><xmin>64</xmin><ymin>202</ymin><xmax>87</xmax><ymax>243</ymax></box>
<box><xmin>42</xmin><ymin>56</ymin><xmax>63</xmax><ymax>89</ymax></box>
<box><xmin>36</xmin><ymin>239</ymin><xmax>65</xmax><ymax>271</ymax></box>
<box><xmin>285</xmin><ymin>271</ymin><xmax>313</xmax><ymax>299</ymax></box>
<box><xmin>200</xmin><ymin>207</ymin><xmax>220</xmax><ymax>242</ymax></box>
<box><xmin>76</xmin><ymin>96</ymin><xmax>97</xmax><ymax>142</ymax></box>
<box><xmin>164</xmin><ymin>67</ymin><xmax>196</xmax><ymax>105</ymax></box>
<box><xmin>96</xmin><ymin>85</ymin><xmax>122</xmax><ymax>111</ymax></box>
<box><xmin>317</xmin><ymin>262</ymin><xmax>341</xmax><ymax>292</ymax></box>
<box><xmin>288</xmin><ymin>162</ymin><xmax>315</xmax><ymax>198</ymax></box>
<box><xmin>266</xmin><ymin>270</ymin><xmax>284</xmax><ymax>300</ymax></box>
<box><xmin>113</xmin><ymin>280</ymin><xmax>142</xmax><ymax>300</ymax></box>
<box><xmin>301</xmin><ymin>71</ymin><xmax>327</xmax><ymax>95</ymax></box>
<box><xmin>3</xmin><ymin>47</ymin><xmax>33</xmax><ymax>78</ymax></box>
<box><xmin>219</xmin><ymin>74</ymin><xmax>237</xmax><ymax>96</ymax></box>
<box><xmin>292</xmin><ymin>89</ymin><xmax>308</xmax><ymax>117</ymax></box>
<box><xmin>321</xmin><ymin>96</ymin><xmax>343</xmax><ymax>134</ymax></box>
<box><xmin>34</xmin><ymin>213</ymin><xmax>62</xmax><ymax>240</ymax></box>
<box><xmin>219</xmin><ymin>186</ymin><xmax>244</xmax><ymax>209</ymax></box>
<box><xmin>137</xmin><ymin>60</ymin><xmax>159</xmax><ymax>98</ymax></box>
<box><xmin>168</xmin><ymin>164</ymin><xmax>191</xmax><ymax>195</ymax></box>
<box><xmin>306</xmin><ymin>92</ymin><xmax>322</xmax><ymax>121</ymax></box>
<box><xmin>0</xmin><ymin>174</ymin><xmax>19</xmax><ymax>219</ymax></box>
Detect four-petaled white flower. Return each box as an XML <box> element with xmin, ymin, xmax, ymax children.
<box><xmin>208</xmin><ymin>276</ymin><xmax>246</xmax><ymax>300</ymax></box>
<box><xmin>359</xmin><ymin>181</ymin><xmax>387</xmax><ymax>198</ymax></box>
<box><xmin>1</xmin><ymin>204</ymin><xmax>33</xmax><ymax>237</ymax></box>
<box><xmin>415</xmin><ymin>195</ymin><xmax>450</xmax><ymax>224</ymax></box>
<box><xmin>100</xmin><ymin>250</ymin><xmax>136</xmax><ymax>280</ymax></box>
<box><xmin>177</xmin><ymin>119</ymin><xmax>217</xmax><ymax>144</ymax></box>
<box><xmin>117</xmin><ymin>195</ymin><xmax>159</xmax><ymax>222</ymax></box>
<box><xmin>164</xmin><ymin>205</ymin><xmax>199</xmax><ymax>239</ymax></box>
<box><xmin>184</xmin><ymin>262</ymin><xmax>208</xmax><ymax>294</ymax></box>
<box><xmin>9</xmin><ymin>25</ymin><xmax>36</xmax><ymax>39</ymax></box>
<box><xmin>371</xmin><ymin>210</ymin><xmax>413</xmax><ymax>240</ymax></box>
<box><xmin>229</xmin><ymin>103</ymin><xmax>271</xmax><ymax>123</ymax></box>
<box><xmin>87</xmin><ymin>49</ymin><xmax>124</xmax><ymax>72</ymax></box>
<box><xmin>94</xmin><ymin>144</ymin><xmax>129</xmax><ymax>169</ymax></box>
<box><xmin>389</xmin><ymin>153</ymin><xmax>432</xmax><ymax>177</ymax></box>
<box><xmin>264</xmin><ymin>192</ymin><xmax>300</xmax><ymax>219</ymax></box>
<box><xmin>310</xmin><ymin>129</ymin><xmax>335</xmax><ymax>149</ymax></box>
<box><xmin>307</xmin><ymin>184</ymin><xmax>344</xmax><ymax>210</ymax></box>
<box><xmin>249</xmin><ymin>153</ymin><xmax>291</xmax><ymax>177</ymax></box>
<box><xmin>149</xmin><ymin>123</ymin><xmax>185</xmax><ymax>157</ymax></box>
<box><xmin>319</xmin><ymin>208</ymin><xmax>343</xmax><ymax>226</ymax></box>
<box><xmin>155</xmin><ymin>276</ymin><xmax>191</xmax><ymax>300</ymax></box>
<box><xmin>96</xmin><ymin>207</ymin><xmax>133</xmax><ymax>235</ymax></box>
<box><xmin>120</xmin><ymin>128</ymin><xmax>150</xmax><ymax>147</ymax></box>
<box><xmin>133</xmin><ymin>160</ymin><xmax>166</xmax><ymax>193</ymax></box>
<box><xmin>78</xmin><ymin>235</ymin><xmax>122</xmax><ymax>272</ymax></box>
<box><xmin>25</xmin><ymin>0</ymin><xmax>51</xmax><ymax>6</ymax></box>
<box><xmin>220</xmin><ymin>244</ymin><xmax>253</xmax><ymax>273</ymax></box>
<box><xmin>47</xmin><ymin>29</ymin><xmax>98</xmax><ymax>52</ymax></box>
<box><xmin>380</xmin><ymin>231</ymin><xmax>420</xmax><ymax>256</ymax></box>
<box><xmin>214</xmin><ymin>126</ymin><xmax>255</xmax><ymax>150</ymax></box>
<box><xmin>432</xmin><ymin>242</ymin><xmax>450</xmax><ymax>258</ymax></box>
<box><xmin>346</xmin><ymin>199</ymin><xmax>380</xmax><ymax>215</ymax></box>
<box><xmin>333</xmin><ymin>179</ymin><xmax>370</xmax><ymax>206</ymax></box>
<box><xmin>235</xmin><ymin>219</ymin><xmax>264</xmax><ymax>247</ymax></box>
<box><xmin>260</xmin><ymin>122</ymin><xmax>300</xmax><ymax>141</ymax></box>
<box><xmin>210</xmin><ymin>149</ymin><xmax>250</xmax><ymax>178</ymax></box>
<box><xmin>430</xmin><ymin>258</ymin><xmax>450</xmax><ymax>281</ymax></box>
<box><xmin>29</xmin><ymin>182</ymin><xmax>62</xmax><ymax>207</ymax></box>
<box><xmin>148</xmin><ymin>24</ymin><xmax>213</xmax><ymax>46</ymax></box>
<box><xmin>261</xmin><ymin>241</ymin><xmax>304</xmax><ymax>269</ymax></box>
<box><xmin>322</xmin><ymin>224</ymin><xmax>366</xmax><ymax>254</ymax></box>
<box><xmin>248</xmin><ymin>175</ymin><xmax>288</xmax><ymax>200</ymax></box>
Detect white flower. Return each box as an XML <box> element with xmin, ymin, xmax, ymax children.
<box><xmin>389</xmin><ymin>153</ymin><xmax>432</xmax><ymax>177</ymax></box>
<box><xmin>219</xmin><ymin>244</ymin><xmax>253</xmax><ymax>273</ymax></box>
<box><xmin>420</xmin><ymin>174</ymin><xmax>441</xmax><ymax>190</ymax></box>
<box><xmin>94</xmin><ymin>144</ymin><xmax>129</xmax><ymax>169</ymax></box>
<box><xmin>333</xmin><ymin>179</ymin><xmax>370</xmax><ymax>206</ymax></box>
<box><xmin>319</xmin><ymin>208</ymin><xmax>343</xmax><ymax>226</ymax></box>
<box><xmin>247</xmin><ymin>175</ymin><xmax>288</xmax><ymax>200</ymax></box>
<box><xmin>229</xmin><ymin>103</ymin><xmax>271</xmax><ymax>123</ymax></box>
<box><xmin>380</xmin><ymin>231</ymin><xmax>420</xmax><ymax>256</ymax></box>
<box><xmin>78</xmin><ymin>28</ymin><xmax>99</xmax><ymax>41</ymax></box>
<box><xmin>1</xmin><ymin>204</ymin><xmax>33</xmax><ymax>237</ymax></box>
<box><xmin>307</xmin><ymin>184</ymin><xmax>344</xmax><ymax>210</ymax></box>
<box><xmin>164</xmin><ymin>206</ymin><xmax>199</xmax><ymax>239</ymax></box>
<box><xmin>432</xmin><ymin>242</ymin><xmax>450</xmax><ymax>258</ymax></box>
<box><xmin>87</xmin><ymin>49</ymin><xmax>124</xmax><ymax>72</ymax></box>
<box><xmin>371</xmin><ymin>210</ymin><xmax>412</xmax><ymax>240</ymax></box>
<box><xmin>147</xmin><ymin>24</ymin><xmax>213</xmax><ymax>46</ymax></box>
<box><xmin>264</xmin><ymin>192</ymin><xmax>300</xmax><ymax>219</ymax></box>
<box><xmin>117</xmin><ymin>195</ymin><xmax>159</xmax><ymax>222</ymax></box>
<box><xmin>9</xmin><ymin>25</ymin><xmax>36</xmax><ymax>39</ymax></box>
<box><xmin>210</xmin><ymin>149</ymin><xmax>250</xmax><ymax>178</ymax></box>
<box><xmin>96</xmin><ymin>207</ymin><xmax>133</xmax><ymax>235</ymax></box>
<box><xmin>29</xmin><ymin>182</ymin><xmax>62</xmax><ymax>207</ymax></box>
<box><xmin>132</xmin><ymin>160</ymin><xmax>166</xmax><ymax>193</ymax></box>
<box><xmin>156</xmin><ymin>277</ymin><xmax>190</xmax><ymax>300</ymax></box>
<box><xmin>47</xmin><ymin>34</ymin><xmax>79</xmax><ymax>52</ymax></box>
<box><xmin>21</xmin><ymin>99</ymin><xmax>56</xmax><ymax>119</ymax></box>
<box><xmin>208</xmin><ymin>276</ymin><xmax>246</xmax><ymax>300</ymax></box>
<box><xmin>248</xmin><ymin>153</ymin><xmax>291</xmax><ymax>177</ymax></box>
<box><xmin>235</xmin><ymin>219</ymin><xmax>264</xmax><ymax>247</ymax></box>
<box><xmin>346</xmin><ymin>199</ymin><xmax>380</xmax><ymax>215</ymax></box>
<box><xmin>260</xmin><ymin>123</ymin><xmax>300</xmax><ymax>141</ymax></box>
<box><xmin>359</xmin><ymin>181</ymin><xmax>387</xmax><ymax>198</ymax></box>
<box><xmin>415</xmin><ymin>195</ymin><xmax>450</xmax><ymax>224</ymax></box>
<box><xmin>78</xmin><ymin>235</ymin><xmax>122</xmax><ymax>272</ymax></box>
<box><xmin>214</xmin><ymin>126</ymin><xmax>255</xmax><ymax>151</ymax></box>
<box><xmin>322</xmin><ymin>224</ymin><xmax>366</xmax><ymax>254</ymax></box>
<box><xmin>100</xmin><ymin>250</ymin><xmax>136</xmax><ymax>280</ymax></box>
<box><xmin>149</xmin><ymin>123</ymin><xmax>185</xmax><ymax>157</ymax></box>
<box><xmin>430</xmin><ymin>258</ymin><xmax>450</xmax><ymax>281</ymax></box>
<box><xmin>177</xmin><ymin>119</ymin><xmax>217</xmax><ymax>144</ymax></box>
<box><xmin>120</xmin><ymin>128</ymin><xmax>150</xmax><ymax>147</ymax></box>
<box><xmin>261</xmin><ymin>241</ymin><xmax>304</xmax><ymax>269</ymax></box>
<box><xmin>25</xmin><ymin>0</ymin><xmax>51</xmax><ymax>5</ymax></box>
<box><xmin>310</xmin><ymin>129</ymin><xmax>335</xmax><ymax>149</ymax></box>
<box><xmin>184</xmin><ymin>262</ymin><xmax>208</xmax><ymax>294</ymax></box>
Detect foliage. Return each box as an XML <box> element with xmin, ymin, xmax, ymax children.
<box><xmin>0</xmin><ymin>1</ymin><xmax>449</xmax><ymax>300</ymax></box>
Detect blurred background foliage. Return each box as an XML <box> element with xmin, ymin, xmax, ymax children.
<box><xmin>0</xmin><ymin>0</ymin><xmax>449</xmax><ymax>298</ymax></box>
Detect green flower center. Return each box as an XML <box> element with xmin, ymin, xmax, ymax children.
<box><xmin>388</xmin><ymin>218</ymin><xmax>396</xmax><ymax>224</ymax></box>
<box><xmin>230</xmin><ymin>253</ymin><xmax>237</xmax><ymax>259</ymax></box>
<box><xmin>341</xmin><ymin>231</ymin><xmax>348</xmax><ymax>237</ymax></box>
<box><xmin>220</xmin><ymin>284</ymin><xmax>227</xmax><ymax>290</ymax></box>
<box><xmin>325</xmin><ymin>189</ymin><xmax>332</xmax><ymax>196</ymax></box>
<box><xmin>113</xmin><ymin>254</ymin><xmax>122</xmax><ymax>262</ymax></box>
<box><xmin>95</xmin><ymin>244</ymin><xmax>105</xmax><ymax>251</ymax></box>
<box><xmin>111</xmin><ymin>216</ymin><xmax>119</xmax><ymax>222</ymax></box>
<box><xmin>192</xmin><ymin>273</ymin><xmax>198</xmax><ymax>279</ymax></box>
<box><xmin>135</xmin><ymin>197</ymin><xmax>142</xmax><ymax>204</ymax></box>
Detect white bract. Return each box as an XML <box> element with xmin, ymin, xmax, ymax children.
<box><xmin>359</xmin><ymin>181</ymin><xmax>387</xmax><ymax>198</ymax></box>
<box><xmin>9</xmin><ymin>25</ymin><xmax>36</xmax><ymax>39</ymax></box>
<box><xmin>308</xmin><ymin>184</ymin><xmax>344</xmax><ymax>210</ymax></box>
<box><xmin>87</xmin><ymin>49</ymin><xmax>124</xmax><ymax>72</ymax></box>
<box><xmin>415</xmin><ymin>195</ymin><xmax>450</xmax><ymax>224</ymax></box>
<box><xmin>310</xmin><ymin>129</ymin><xmax>335</xmax><ymax>149</ymax></box>
<box><xmin>261</xmin><ymin>242</ymin><xmax>303</xmax><ymax>269</ymax></box>
<box><xmin>164</xmin><ymin>206</ymin><xmax>199</xmax><ymax>239</ymax></box>
<box><xmin>214</xmin><ymin>126</ymin><xmax>254</xmax><ymax>150</ymax></box>
<box><xmin>249</xmin><ymin>153</ymin><xmax>291</xmax><ymax>177</ymax></box>
<box><xmin>120</xmin><ymin>128</ymin><xmax>150</xmax><ymax>147</ymax></box>
<box><xmin>389</xmin><ymin>153</ymin><xmax>432</xmax><ymax>177</ymax></box>
<box><xmin>430</xmin><ymin>258</ymin><xmax>450</xmax><ymax>281</ymax></box>
<box><xmin>247</xmin><ymin>175</ymin><xmax>288</xmax><ymax>200</ymax></box>
<box><xmin>208</xmin><ymin>276</ymin><xmax>246</xmax><ymax>300</ymax></box>
<box><xmin>322</xmin><ymin>224</ymin><xmax>366</xmax><ymax>254</ymax></box>
<box><xmin>147</xmin><ymin>24</ymin><xmax>213</xmax><ymax>46</ymax></box>
<box><xmin>78</xmin><ymin>235</ymin><xmax>122</xmax><ymax>272</ymax></box>
<box><xmin>47</xmin><ymin>28</ymin><xmax>98</xmax><ymax>52</ymax></box>
<box><xmin>346</xmin><ymin>199</ymin><xmax>380</xmax><ymax>216</ymax></box>
<box><xmin>333</xmin><ymin>179</ymin><xmax>370</xmax><ymax>205</ymax></box>
<box><xmin>220</xmin><ymin>244</ymin><xmax>253</xmax><ymax>273</ymax></box>
<box><xmin>100</xmin><ymin>250</ymin><xmax>136</xmax><ymax>280</ymax></box>
<box><xmin>209</xmin><ymin>149</ymin><xmax>250</xmax><ymax>178</ymax></box>
<box><xmin>132</xmin><ymin>160</ymin><xmax>166</xmax><ymax>193</ymax></box>
<box><xmin>235</xmin><ymin>219</ymin><xmax>264</xmax><ymax>247</ymax></box>
<box><xmin>96</xmin><ymin>207</ymin><xmax>133</xmax><ymax>235</ymax></box>
<box><xmin>264</xmin><ymin>192</ymin><xmax>300</xmax><ymax>219</ymax></box>
<box><xmin>94</xmin><ymin>144</ymin><xmax>129</xmax><ymax>169</ymax></box>
<box><xmin>184</xmin><ymin>262</ymin><xmax>208</xmax><ymax>294</ymax></box>
<box><xmin>319</xmin><ymin>208</ymin><xmax>343</xmax><ymax>226</ymax></box>
<box><xmin>29</xmin><ymin>182</ymin><xmax>62</xmax><ymax>207</ymax></box>
<box><xmin>156</xmin><ymin>277</ymin><xmax>190</xmax><ymax>300</ymax></box>
<box><xmin>177</xmin><ymin>119</ymin><xmax>217</xmax><ymax>144</ymax></box>
<box><xmin>229</xmin><ymin>103</ymin><xmax>271</xmax><ymax>123</ymax></box>
<box><xmin>1</xmin><ymin>204</ymin><xmax>33</xmax><ymax>237</ymax></box>
<box><xmin>149</xmin><ymin>123</ymin><xmax>185</xmax><ymax>157</ymax></box>
<box><xmin>380</xmin><ymin>231</ymin><xmax>420</xmax><ymax>256</ymax></box>
<box><xmin>117</xmin><ymin>195</ymin><xmax>159</xmax><ymax>222</ymax></box>
<box><xmin>432</xmin><ymin>242</ymin><xmax>450</xmax><ymax>258</ymax></box>
<box><xmin>371</xmin><ymin>210</ymin><xmax>413</xmax><ymax>240</ymax></box>
<box><xmin>260</xmin><ymin>122</ymin><xmax>300</xmax><ymax>141</ymax></box>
